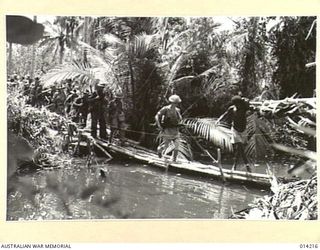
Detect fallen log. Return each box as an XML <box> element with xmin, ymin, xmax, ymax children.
<box><xmin>79</xmin><ymin>132</ymin><xmax>273</xmax><ymax>188</ymax></box>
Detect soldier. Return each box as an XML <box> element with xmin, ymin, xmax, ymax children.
<box><xmin>216</xmin><ymin>95</ymin><xmax>254</xmax><ymax>172</ymax></box>
<box><xmin>65</xmin><ymin>79</ymin><xmax>73</xmax><ymax>96</ymax></box>
<box><xmin>34</xmin><ymin>77</ymin><xmax>43</xmax><ymax>107</ymax></box>
<box><xmin>89</xmin><ymin>80</ymin><xmax>108</xmax><ymax>139</ymax></box>
<box><xmin>29</xmin><ymin>81</ymin><xmax>37</xmax><ymax>106</ymax></box>
<box><xmin>108</xmin><ymin>92</ymin><xmax>126</xmax><ymax>145</ymax></box>
<box><xmin>52</xmin><ymin>88</ymin><xmax>66</xmax><ymax>115</ymax></box>
<box><xmin>155</xmin><ymin>94</ymin><xmax>182</xmax><ymax>162</ymax></box>
<box><xmin>72</xmin><ymin>90</ymin><xmax>90</xmax><ymax>128</ymax></box>
<box><xmin>22</xmin><ymin>79</ymin><xmax>30</xmax><ymax>96</ymax></box>
<box><xmin>64</xmin><ymin>89</ymin><xmax>78</xmax><ymax>115</ymax></box>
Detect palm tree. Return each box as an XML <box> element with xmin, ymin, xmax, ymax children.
<box><xmin>39</xmin><ymin>16</ymin><xmax>82</xmax><ymax>65</ymax></box>
<box><xmin>271</xmin><ymin>16</ymin><xmax>316</xmax><ymax>98</ymax></box>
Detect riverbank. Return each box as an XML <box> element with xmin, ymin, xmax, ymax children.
<box><xmin>7</xmin><ymin>86</ymin><xmax>317</xmax><ymax>220</ymax></box>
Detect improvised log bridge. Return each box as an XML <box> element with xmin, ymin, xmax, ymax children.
<box><xmin>76</xmin><ymin>131</ymin><xmax>273</xmax><ymax>189</ymax></box>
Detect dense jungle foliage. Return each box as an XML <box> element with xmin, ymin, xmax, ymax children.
<box><xmin>7</xmin><ymin>16</ymin><xmax>317</xmax><ymax>220</ymax></box>
<box><xmin>8</xmin><ymin>16</ymin><xmax>316</xmax><ymax>150</ymax></box>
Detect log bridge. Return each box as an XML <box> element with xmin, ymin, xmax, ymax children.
<box><xmin>75</xmin><ymin>130</ymin><xmax>273</xmax><ymax>189</ymax></box>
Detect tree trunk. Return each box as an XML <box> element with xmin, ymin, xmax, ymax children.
<box><xmin>70</xmin><ymin>33</ymin><xmax>73</xmax><ymax>61</ymax></box>
<box><xmin>128</xmin><ymin>59</ymin><xmax>136</xmax><ymax>108</ymax></box>
<box><xmin>59</xmin><ymin>46</ymin><xmax>64</xmax><ymax>64</ymax></box>
<box><xmin>8</xmin><ymin>42</ymin><xmax>12</xmax><ymax>75</ymax></box>
<box><xmin>30</xmin><ymin>16</ymin><xmax>37</xmax><ymax>78</ymax></box>
<box><xmin>83</xmin><ymin>17</ymin><xmax>90</xmax><ymax>63</ymax></box>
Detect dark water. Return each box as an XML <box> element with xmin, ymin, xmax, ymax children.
<box><xmin>7</xmin><ymin>159</ymin><xmax>266</xmax><ymax>220</ymax></box>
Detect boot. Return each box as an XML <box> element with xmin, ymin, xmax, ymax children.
<box><xmin>157</xmin><ymin>147</ymin><xmax>162</xmax><ymax>158</ymax></box>
<box><xmin>231</xmin><ymin>163</ymin><xmax>237</xmax><ymax>171</ymax></box>
<box><xmin>172</xmin><ymin>150</ymin><xmax>178</xmax><ymax>163</ymax></box>
<box><xmin>246</xmin><ymin>165</ymin><xmax>252</xmax><ymax>173</ymax></box>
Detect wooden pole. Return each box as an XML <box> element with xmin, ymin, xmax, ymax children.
<box><xmin>94</xmin><ymin>140</ymin><xmax>113</xmax><ymax>161</ymax></box>
<box><xmin>185</xmin><ymin>128</ymin><xmax>218</xmax><ymax>162</ymax></box>
<box><xmin>217</xmin><ymin>148</ymin><xmax>226</xmax><ymax>182</ymax></box>
<box><xmin>82</xmin><ymin>132</ymin><xmax>113</xmax><ymax>162</ymax></box>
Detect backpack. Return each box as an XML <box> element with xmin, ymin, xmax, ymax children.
<box><xmin>160</xmin><ymin>106</ymin><xmax>180</xmax><ymax>128</ymax></box>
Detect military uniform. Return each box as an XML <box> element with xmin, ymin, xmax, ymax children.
<box><xmin>155</xmin><ymin>95</ymin><xmax>182</xmax><ymax>162</ymax></box>
<box><xmin>108</xmin><ymin>96</ymin><xmax>125</xmax><ymax>143</ymax></box>
<box><xmin>89</xmin><ymin>88</ymin><xmax>107</xmax><ymax>139</ymax></box>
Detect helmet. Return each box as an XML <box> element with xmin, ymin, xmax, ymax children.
<box><xmin>168</xmin><ymin>94</ymin><xmax>181</xmax><ymax>103</ymax></box>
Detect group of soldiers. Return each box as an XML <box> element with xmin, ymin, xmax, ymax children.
<box><xmin>8</xmin><ymin>74</ymin><xmax>126</xmax><ymax>144</ymax></box>
<box><xmin>9</xmin><ymin>73</ymin><xmax>254</xmax><ymax>171</ymax></box>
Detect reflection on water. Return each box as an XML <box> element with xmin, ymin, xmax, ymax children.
<box><xmin>7</xmin><ymin>160</ymin><xmax>265</xmax><ymax>220</ymax></box>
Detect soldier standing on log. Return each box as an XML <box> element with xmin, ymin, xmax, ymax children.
<box><xmin>216</xmin><ymin>95</ymin><xmax>254</xmax><ymax>172</ymax></box>
<box><xmin>108</xmin><ymin>92</ymin><xmax>126</xmax><ymax>145</ymax></box>
<box><xmin>155</xmin><ymin>94</ymin><xmax>182</xmax><ymax>163</ymax></box>
<box><xmin>89</xmin><ymin>80</ymin><xmax>108</xmax><ymax>139</ymax></box>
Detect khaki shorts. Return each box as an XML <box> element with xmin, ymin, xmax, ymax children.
<box><xmin>111</xmin><ymin>117</ymin><xmax>125</xmax><ymax>129</ymax></box>
<box><xmin>160</xmin><ymin>127</ymin><xmax>180</xmax><ymax>141</ymax></box>
<box><xmin>231</xmin><ymin>127</ymin><xmax>247</xmax><ymax>144</ymax></box>
<box><xmin>158</xmin><ymin>127</ymin><xmax>180</xmax><ymax>153</ymax></box>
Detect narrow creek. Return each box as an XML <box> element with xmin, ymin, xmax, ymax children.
<box><xmin>7</xmin><ymin>158</ymin><xmax>268</xmax><ymax>220</ymax></box>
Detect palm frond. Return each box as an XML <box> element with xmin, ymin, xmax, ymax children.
<box><xmin>228</xmin><ymin>31</ymin><xmax>248</xmax><ymax>44</ymax></box>
<box><xmin>198</xmin><ymin>64</ymin><xmax>219</xmax><ymax>78</ymax></box>
<box><xmin>165</xmin><ymin>30</ymin><xmax>192</xmax><ymax>52</ymax></box>
<box><xmin>166</xmin><ymin>50</ymin><xmax>191</xmax><ymax>85</ymax></box>
<box><xmin>183</xmin><ymin>118</ymin><xmax>233</xmax><ymax>152</ymax></box>
<box><xmin>171</xmin><ymin>64</ymin><xmax>220</xmax><ymax>87</ymax></box>
<box><xmin>98</xmin><ymin>17</ymin><xmax>118</xmax><ymax>34</ymax></box>
<box><xmin>135</xmin><ymin>17</ymin><xmax>158</xmax><ymax>34</ymax></box>
<box><xmin>129</xmin><ymin>33</ymin><xmax>157</xmax><ymax>59</ymax></box>
<box><xmin>41</xmin><ymin>59</ymin><xmax>120</xmax><ymax>92</ymax></box>
<box><xmin>78</xmin><ymin>41</ymin><xmax>115</xmax><ymax>65</ymax></box>
<box><xmin>38</xmin><ymin>36</ymin><xmax>60</xmax><ymax>47</ymax></box>
<box><xmin>171</xmin><ymin>76</ymin><xmax>195</xmax><ymax>86</ymax></box>
<box><xmin>245</xmin><ymin>113</ymin><xmax>274</xmax><ymax>159</ymax></box>
<box><xmin>155</xmin><ymin>131</ymin><xmax>193</xmax><ymax>160</ymax></box>
<box><xmin>116</xmin><ymin>17</ymin><xmax>157</xmax><ymax>38</ymax></box>
<box><xmin>42</xmin><ymin>20</ymin><xmax>61</xmax><ymax>37</ymax></box>
<box><xmin>41</xmin><ymin>61</ymin><xmax>96</xmax><ymax>88</ymax></box>
<box><xmin>103</xmin><ymin>33</ymin><xmax>125</xmax><ymax>48</ymax></box>
<box><xmin>164</xmin><ymin>137</ymin><xmax>193</xmax><ymax>161</ymax></box>
<box><xmin>40</xmin><ymin>39</ymin><xmax>59</xmax><ymax>59</ymax></box>
<box><xmin>203</xmin><ymin>76</ymin><xmax>227</xmax><ymax>95</ymax></box>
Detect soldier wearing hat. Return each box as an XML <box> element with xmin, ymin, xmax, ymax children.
<box><xmin>108</xmin><ymin>92</ymin><xmax>126</xmax><ymax>144</ymax></box>
<box><xmin>155</xmin><ymin>94</ymin><xmax>182</xmax><ymax>162</ymax></box>
<box><xmin>216</xmin><ymin>95</ymin><xmax>254</xmax><ymax>172</ymax></box>
<box><xmin>88</xmin><ymin>79</ymin><xmax>108</xmax><ymax>139</ymax></box>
